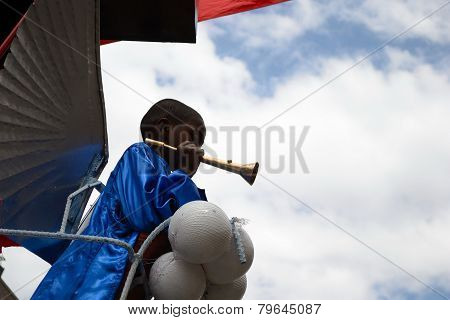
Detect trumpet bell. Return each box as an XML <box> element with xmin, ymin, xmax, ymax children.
<box><xmin>240</xmin><ymin>162</ymin><xmax>259</xmax><ymax>186</ymax></box>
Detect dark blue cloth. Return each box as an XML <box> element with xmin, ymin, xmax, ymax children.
<box><xmin>31</xmin><ymin>143</ymin><xmax>206</xmax><ymax>300</ymax></box>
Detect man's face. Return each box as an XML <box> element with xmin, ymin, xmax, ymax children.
<box><xmin>162</xmin><ymin>123</ymin><xmax>204</xmax><ymax>177</ymax></box>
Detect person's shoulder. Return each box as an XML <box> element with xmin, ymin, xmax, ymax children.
<box><xmin>122</xmin><ymin>142</ymin><xmax>157</xmax><ymax>157</ymax></box>
<box><xmin>122</xmin><ymin>142</ymin><xmax>167</xmax><ymax>167</ymax></box>
<box><xmin>125</xmin><ymin>142</ymin><xmax>150</xmax><ymax>153</ymax></box>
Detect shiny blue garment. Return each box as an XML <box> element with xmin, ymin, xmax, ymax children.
<box><xmin>31</xmin><ymin>142</ymin><xmax>206</xmax><ymax>300</ymax></box>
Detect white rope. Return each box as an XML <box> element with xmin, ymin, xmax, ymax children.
<box><xmin>120</xmin><ymin>217</ymin><xmax>172</xmax><ymax>300</ymax></box>
<box><xmin>231</xmin><ymin>217</ymin><xmax>247</xmax><ymax>264</ymax></box>
<box><xmin>0</xmin><ymin>229</ymin><xmax>135</xmax><ymax>260</ymax></box>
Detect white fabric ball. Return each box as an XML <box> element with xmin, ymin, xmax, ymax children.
<box><xmin>168</xmin><ymin>201</ymin><xmax>232</xmax><ymax>264</ymax></box>
<box><xmin>149</xmin><ymin>252</ymin><xmax>206</xmax><ymax>300</ymax></box>
<box><xmin>203</xmin><ymin>275</ymin><xmax>247</xmax><ymax>300</ymax></box>
<box><xmin>203</xmin><ymin>226</ymin><xmax>254</xmax><ymax>284</ymax></box>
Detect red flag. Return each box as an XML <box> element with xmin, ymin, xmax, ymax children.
<box><xmin>0</xmin><ymin>235</ymin><xmax>19</xmax><ymax>254</ymax></box>
<box><xmin>99</xmin><ymin>0</ymin><xmax>289</xmax><ymax>45</ymax></box>
<box><xmin>0</xmin><ymin>15</ymin><xmax>26</xmax><ymax>61</ymax></box>
<box><xmin>198</xmin><ymin>0</ymin><xmax>290</xmax><ymax>21</ymax></box>
<box><xmin>1</xmin><ymin>1</ymin><xmax>290</xmax><ymax>51</ymax></box>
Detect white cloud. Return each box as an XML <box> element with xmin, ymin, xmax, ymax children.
<box><xmin>211</xmin><ymin>0</ymin><xmax>330</xmax><ymax>48</ymax></box>
<box><xmin>211</xmin><ymin>0</ymin><xmax>450</xmax><ymax>49</ymax></box>
<box><xmin>346</xmin><ymin>0</ymin><xmax>450</xmax><ymax>44</ymax></box>
<box><xmin>95</xmin><ymin>32</ymin><xmax>450</xmax><ymax>299</ymax></box>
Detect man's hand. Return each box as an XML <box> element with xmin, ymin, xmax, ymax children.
<box><xmin>176</xmin><ymin>141</ymin><xmax>204</xmax><ymax>176</ymax></box>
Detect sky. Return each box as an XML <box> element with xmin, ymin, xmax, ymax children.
<box><xmin>2</xmin><ymin>0</ymin><xmax>450</xmax><ymax>300</ymax></box>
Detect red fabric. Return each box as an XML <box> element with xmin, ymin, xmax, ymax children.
<box><xmin>0</xmin><ymin>15</ymin><xmax>26</xmax><ymax>60</ymax></box>
<box><xmin>100</xmin><ymin>0</ymin><xmax>289</xmax><ymax>46</ymax></box>
<box><xmin>0</xmin><ymin>1</ymin><xmax>289</xmax><ymax>49</ymax></box>
<box><xmin>0</xmin><ymin>235</ymin><xmax>19</xmax><ymax>254</ymax></box>
<box><xmin>100</xmin><ymin>39</ymin><xmax>117</xmax><ymax>46</ymax></box>
<box><xmin>198</xmin><ymin>0</ymin><xmax>289</xmax><ymax>21</ymax></box>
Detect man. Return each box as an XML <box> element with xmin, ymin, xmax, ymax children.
<box><xmin>32</xmin><ymin>99</ymin><xmax>207</xmax><ymax>299</ymax></box>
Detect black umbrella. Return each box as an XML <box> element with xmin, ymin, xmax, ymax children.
<box><xmin>0</xmin><ymin>0</ymin><xmax>107</xmax><ymax>263</ymax></box>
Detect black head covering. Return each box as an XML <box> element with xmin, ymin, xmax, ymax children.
<box><xmin>140</xmin><ymin>99</ymin><xmax>206</xmax><ymax>145</ymax></box>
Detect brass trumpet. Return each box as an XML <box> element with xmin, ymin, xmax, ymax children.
<box><xmin>144</xmin><ymin>138</ymin><xmax>259</xmax><ymax>185</ymax></box>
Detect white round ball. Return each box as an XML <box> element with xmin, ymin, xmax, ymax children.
<box><xmin>168</xmin><ymin>201</ymin><xmax>232</xmax><ymax>264</ymax></box>
<box><xmin>203</xmin><ymin>275</ymin><xmax>247</xmax><ymax>300</ymax></box>
<box><xmin>149</xmin><ymin>252</ymin><xmax>206</xmax><ymax>300</ymax></box>
<box><xmin>203</xmin><ymin>226</ymin><xmax>254</xmax><ymax>284</ymax></box>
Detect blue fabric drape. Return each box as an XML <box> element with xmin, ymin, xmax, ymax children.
<box><xmin>31</xmin><ymin>142</ymin><xmax>206</xmax><ymax>299</ymax></box>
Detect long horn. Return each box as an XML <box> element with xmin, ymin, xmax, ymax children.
<box><xmin>145</xmin><ymin>139</ymin><xmax>259</xmax><ymax>185</ymax></box>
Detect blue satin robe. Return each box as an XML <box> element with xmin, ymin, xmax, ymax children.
<box><xmin>31</xmin><ymin>142</ymin><xmax>206</xmax><ymax>300</ymax></box>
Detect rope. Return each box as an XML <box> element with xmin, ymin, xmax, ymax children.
<box><xmin>231</xmin><ymin>217</ymin><xmax>247</xmax><ymax>264</ymax></box>
<box><xmin>120</xmin><ymin>217</ymin><xmax>172</xmax><ymax>300</ymax></box>
<box><xmin>0</xmin><ymin>229</ymin><xmax>135</xmax><ymax>260</ymax></box>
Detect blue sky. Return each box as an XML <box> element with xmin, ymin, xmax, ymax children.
<box><xmin>209</xmin><ymin>1</ymin><xmax>450</xmax><ymax>96</ymax></box>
